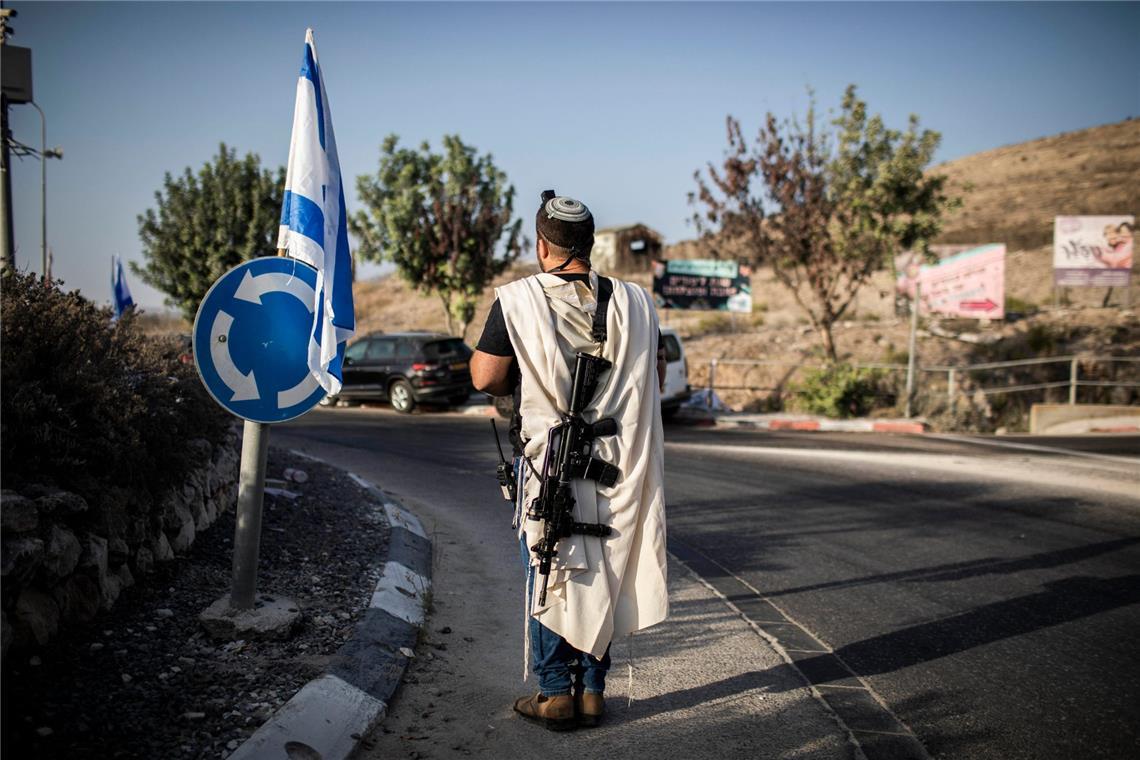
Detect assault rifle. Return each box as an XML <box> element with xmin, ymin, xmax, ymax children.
<box><xmin>528</xmin><ymin>352</ymin><xmax>621</xmax><ymax>606</ymax></box>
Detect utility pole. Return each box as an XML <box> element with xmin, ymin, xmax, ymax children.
<box><xmin>0</xmin><ymin>88</ymin><xmax>12</xmax><ymax>271</ymax></box>
<box><xmin>1</xmin><ymin>7</ymin><xmax>32</xmax><ymax>272</ymax></box>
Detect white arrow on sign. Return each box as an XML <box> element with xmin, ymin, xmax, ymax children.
<box><xmin>210</xmin><ymin>311</ymin><xmax>260</xmax><ymax>402</ymax></box>
<box><xmin>234</xmin><ymin>270</ymin><xmax>317</xmax><ymax>312</ymax></box>
<box><xmin>278</xmin><ymin>372</ymin><xmax>321</xmax><ymax>409</ymax></box>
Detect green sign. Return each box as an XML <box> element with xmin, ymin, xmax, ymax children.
<box><xmin>652</xmin><ymin>259</ymin><xmax>753</xmax><ymax>312</ymax></box>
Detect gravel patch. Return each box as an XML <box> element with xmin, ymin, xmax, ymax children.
<box><xmin>2</xmin><ymin>448</ymin><xmax>390</xmax><ymax>759</ymax></box>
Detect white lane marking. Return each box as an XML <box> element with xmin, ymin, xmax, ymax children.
<box><xmin>233</xmin><ymin>270</ymin><xmax>317</xmax><ymax>312</ymax></box>
<box><xmin>927</xmin><ymin>433</ymin><xmax>1140</xmax><ymax>466</ymax></box>
<box><xmin>666</xmin><ymin>441</ymin><xmax>1140</xmax><ymax>500</ymax></box>
<box><xmin>209</xmin><ymin>311</ymin><xmax>259</xmax><ymax>401</ymax></box>
<box><xmin>669</xmin><ymin>547</ymin><xmax>933</xmax><ymax>760</ymax></box>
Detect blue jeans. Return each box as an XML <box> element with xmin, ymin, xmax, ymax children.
<box><xmin>521</xmin><ymin>536</ymin><xmax>611</xmax><ymax>696</ymax></box>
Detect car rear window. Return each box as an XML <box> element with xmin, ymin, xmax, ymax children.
<box><xmin>662</xmin><ymin>334</ymin><xmax>682</xmax><ymax>363</ymax></box>
<box><xmin>366</xmin><ymin>339</ymin><xmax>395</xmax><ymax>360</ymax></box>
<box><xmin>423</xmin><ymin>339</ymin><xmax>470</xmax><ymax>360</ymax></box>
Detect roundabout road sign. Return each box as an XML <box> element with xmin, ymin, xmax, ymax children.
<box><xmin>193</xmin><ymin>257</ymin><xmax>326</xmax><ymax>423</ymax></box>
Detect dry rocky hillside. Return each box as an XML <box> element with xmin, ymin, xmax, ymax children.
<box><xmin>936</xmin><ymin>118</ymin><xmax>1139</xmax><ymax>253</ymax></box>
<box><xmin>349</xmin><ymin>119</ymin><xmax>1139</xmax><ymax>429</ymax></box>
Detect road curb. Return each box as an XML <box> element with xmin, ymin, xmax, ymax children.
<box><xmin>227</xmin><ymin>456</ymin><xmax>432</xmax><ymax>760</ymax></box>
<box><xmin>674</xmin><ymin>412</ymin><xmax>928</xmax><ymax>434</ymax></box>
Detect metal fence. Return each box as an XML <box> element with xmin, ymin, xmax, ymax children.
<box><xmin>699</xmin><ymin>355</ymin><xmax>1140</xmax><ymax>408</ymax></box>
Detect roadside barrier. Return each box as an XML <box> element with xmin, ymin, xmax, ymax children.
<box><xmin>698</xmin><ymin>355</ymin><xmax>1140</xmax><ymax>410</ymax></box>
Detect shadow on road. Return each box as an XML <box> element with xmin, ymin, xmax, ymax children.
<box><xmin>800</xmin><ymin>573</ymin><xmax>1140</xmax><ymax>678</ymax></box>
<box><xmin>760</xmin><ymin>536</ymin><xmax>1140</xmax><ymax>598</ymax></box>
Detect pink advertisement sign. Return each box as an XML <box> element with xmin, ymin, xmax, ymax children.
<box><xmin>899</xmin><ymin>244</ymin><xmax>1006</xmax><ymax>319</ymax></box>
<box><xmin>1053</xmin><ymin>216</ymin><xmax>1134</xmax><ymax>287</ymax></box>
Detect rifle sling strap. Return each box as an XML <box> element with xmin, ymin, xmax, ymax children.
<box><xmin>591</xmin><ymin>276</ymin><xmax>613</xmax><ymax>344</ymax></box>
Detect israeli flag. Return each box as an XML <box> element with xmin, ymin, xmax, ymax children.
<box><xmin>278</xmin><ymin>28</ymin><xmax>356</xmax><ymax>395</ymax></box>
<box><xmin>111</xmin><ymin>255</ymin><xmax>134</xmax><ymax>319</ymax></box>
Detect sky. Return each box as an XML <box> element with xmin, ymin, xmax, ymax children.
<box><xmin>7</xmin><ymin>1</ymin><xmax>1139</xmax><ymax>311</ymax></box>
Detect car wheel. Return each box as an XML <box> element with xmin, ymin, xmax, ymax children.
<box><xmin>389</xmin><ymin>379</ymin><xmax>416</xmax><ymax>414</ymax></box>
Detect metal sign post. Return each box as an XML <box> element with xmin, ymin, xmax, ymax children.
<box><xmin>193</xmin><ymin>257</ymin><xmax>328</xmax><ymax>635</ymax></box>
<box><xmin>231</xmin><ymin>420</ymin><xmax>271</xmax><ymax>610</ymax></box>
<box><xmin>905</xmin><ymin>282</ymin><xmax>921</xmax><ymax>419</ymax></box>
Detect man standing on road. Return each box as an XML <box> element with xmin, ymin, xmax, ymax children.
<box><xmin>470</xmin><ymin>191</ymin><xmax>669</xmax><ymax>731</ymax></box>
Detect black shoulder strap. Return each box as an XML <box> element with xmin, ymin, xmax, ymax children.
<box><xmin>591</xmin><ymin>276</ymin><xmax>614</xmax><ymax>344</ymax></box>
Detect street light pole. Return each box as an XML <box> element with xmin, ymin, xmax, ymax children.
<box><xmin>29</xmin><ymin>101</ymin><xmax>46</xmax><ymax>280</ymax></box>
<box><xmin>26</xmin><ymin>103</ymin><xmax>60</xmax><ymax>282</ymax></box>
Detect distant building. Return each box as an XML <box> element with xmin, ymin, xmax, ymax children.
<box><xmin>592</xmin><ymin>224</ymin><xmax>663</xmax><ymax>273</ymax></box>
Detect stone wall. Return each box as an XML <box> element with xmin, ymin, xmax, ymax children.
<box><xmin>1</xmin><ymin>430</ymin><xmax>240</xmax><ymax>660</ymax></box>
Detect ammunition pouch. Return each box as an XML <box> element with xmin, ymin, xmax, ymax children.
<box><xmin>567</xmin><ymin>454</ymin><xmax>620</xmax><ymax>488</ymax></box>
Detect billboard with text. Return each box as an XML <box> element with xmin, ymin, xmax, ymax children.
<box><xmin>897</xmin><ymin>244</ymin><xmax>1006</xmax><ymax>319</ymax></box>
<box><xmin>1053</xmin><ymin>216</ymin><xmax>1134</xmax><ymax>287</ymax></box>
<box><xmin>652</xmin><ymin>259</ymin><xmax>753</xmax><ymax>312</ymax></box>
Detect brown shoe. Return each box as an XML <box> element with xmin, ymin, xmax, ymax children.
<box><xmin>575</xmin><ymin>691</ymin><xmax>604</xmax><ymax>727</ymax></box>
<box><xmin>513</xmin><ymin>693</ymin><xmax>576</xmax><ymax>731</ymax></box>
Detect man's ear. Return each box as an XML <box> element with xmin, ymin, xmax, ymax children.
<box><xmin>536</xmin><ymin>237</ymin><xmax>550</xmax><ymax>264</ymax></box>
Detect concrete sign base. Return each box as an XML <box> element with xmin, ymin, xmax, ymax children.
<box><xmin>199</xmin><ymin>593</ymin><xmax>302</xmax><ymax>641</ymax></box>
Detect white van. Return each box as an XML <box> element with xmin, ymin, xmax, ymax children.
<box><xmin>659</xmin><ymin>327</ymin><xmax>691</xmax><ymax>418</ymax></box>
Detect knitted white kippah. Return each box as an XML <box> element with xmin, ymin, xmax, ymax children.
<box><xmin>544</xmin><ymin>196</ymin><xmax>591</xmax><ymax>223</ymax></box>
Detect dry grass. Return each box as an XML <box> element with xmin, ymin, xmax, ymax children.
<box><xmin>935</xmin><ymin>118</ymin><xmax>1140</xmax><ymax>251</ymax></box>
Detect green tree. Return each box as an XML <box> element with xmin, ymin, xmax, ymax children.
<box><xmin>692</xmin><ymin>86</ymin><xmax>959</xmax><ymax>360</ymax></box>
<box><xmin>135</xmin><ymin>144</ymin><xmax>284</xmax><ymax>320</ymax></box>
<box><xmin>351</xmin><ymin>134</ymin><xmax>523</xmax><ymax>339</ymax></box>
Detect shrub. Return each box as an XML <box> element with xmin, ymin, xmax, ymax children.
<box><xmin>695</xmin><ymin>313</ymin><xmax>734</xmax><ymax>335</ymax></box>
<box><xmin>0</xmin><ymin>271</ymin><xmax>230</xmax><ymax>505</ymax></box>
<box><xmin>882</xmin><ymin>343</ymin><xmax>909</xmax><ymax>366</ymax></box>
<box><xmin>1025</xmin><ymin>323</ymin><xmax>1061</xmax><ymax>354</ymax></box>
<box><xmin>1004</xmin><ymin>295</ymin><xmax>1038</xmax><ymax>316</ymax></box>
<box><xmin>792</xmin><ymin>363</ymin><xmax>884</xmax><ymax>418</ymax></box>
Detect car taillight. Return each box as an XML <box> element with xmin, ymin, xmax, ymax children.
<box><xmin>412</xmin><ymin>363</ymin><xmax>441</xmax><ymax>372</ymax></box>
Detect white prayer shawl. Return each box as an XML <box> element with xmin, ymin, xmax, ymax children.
<box><xmin>497</xmin><ymin>271</ymin><xmax>668</xmax><ymax>658</ymax></box>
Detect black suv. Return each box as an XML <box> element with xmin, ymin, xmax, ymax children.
<box><xmin>326</xmin><ymin>332</ymin><xmax>473</xmax><ymax>413</ymax></box>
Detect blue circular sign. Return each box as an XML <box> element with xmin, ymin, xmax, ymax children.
<box><xmin>193</xmin><ymin>257</ymin><xmax>326</xmax><ymax>423</ymax></box>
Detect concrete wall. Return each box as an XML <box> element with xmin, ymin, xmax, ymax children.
<box><xmin>1029</xmin><ymin>404</ymin><xmax>1140</xmax><ymax>434</ymax></box>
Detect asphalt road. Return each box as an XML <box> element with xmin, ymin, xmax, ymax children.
<box><xmin>278</xmin><ymin>407</ymin><xmax>1139</xmax><ymax>759</ymax></box>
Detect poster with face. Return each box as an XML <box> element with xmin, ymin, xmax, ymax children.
<box><xmin>1053</xmin><ymin>216</ymin><xmax>1135</xmax><ymax>287</ymax></box>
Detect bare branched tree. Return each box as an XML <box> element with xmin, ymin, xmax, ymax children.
<box><xmin>692</xmin><ymin>86</ymin><xmax>959</xmax><ymax>360</ymax></box>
